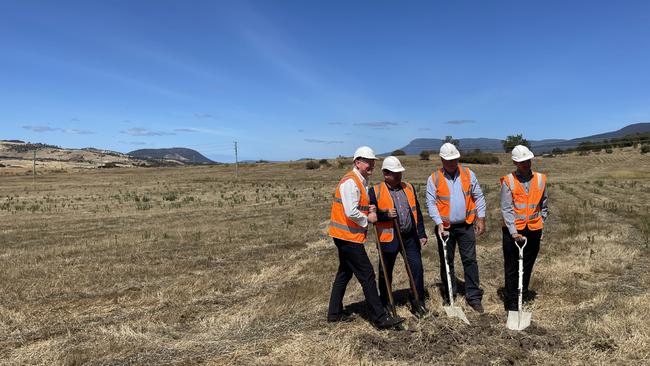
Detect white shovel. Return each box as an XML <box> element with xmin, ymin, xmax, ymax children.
<box><xmin>439</xmin><ymin>230</ymin><xmax>470</xmax><ymax>325</ymax></box>
<box><xmin>507</xmin><ymin>237</ymin><xmax>531</xmax><ymax>331</ymax></box>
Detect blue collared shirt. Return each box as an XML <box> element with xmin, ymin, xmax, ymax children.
<box><xmin>426</xmin><ymin>168</ymin><xmax>486</xmax><ymax>225</ymax></box>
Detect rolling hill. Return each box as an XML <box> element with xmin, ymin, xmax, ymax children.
<box><xmin>128</xmin><ymin>148</ymin><xmax>214</xmax><ymax>164</ymax></box>
<box><xmin>391</xmin><ymin>122</ymin><xmax>650</xmax><ymax>155</ymax></box>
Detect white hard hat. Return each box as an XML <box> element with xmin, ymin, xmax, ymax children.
<box><xmin>381</xmin><ymin>156</ymin><xmax>405</xmax><ymax>172</ymax></box>
<box><xmin>353</xmin><ymin>146</ymin><xmax>378</xmax><ymax>160</ymax></box>
<box><xmin>439</xmin><ymin>143</ymin><xmax>461</xmax><ymax>160</ymax></box>
<box><xmin>511</xmin><ymin>145</ymin><xmax>534</xmax><ymax>162</ymax></box>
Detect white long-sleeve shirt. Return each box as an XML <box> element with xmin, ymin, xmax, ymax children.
<box><xmin>338</xmin><ymin>168</ymin><xmax>369</xmax><ymax>228</ymax></box>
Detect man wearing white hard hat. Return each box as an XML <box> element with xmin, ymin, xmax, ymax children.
<box><xmin>426</xmin><ymin>143</ymin><xmax>487</xmax><ymax>313</ymax></box>
<box><xmin>500</xmin><ymin>145</ymin><xmax>548</xmax><ymax>311</ymax></box>
<box><xmin>368</xmin><ymin>156</ymin><xmax>429</xmax><ymax>317</ymax></box>
<box><xmin>328</xmin><ymin>146</ymin><xmax>405</xmax><ymax>329</ymax></box>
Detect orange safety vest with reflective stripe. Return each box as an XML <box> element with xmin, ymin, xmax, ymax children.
<box><xmin>432</xmin><ymin>165</ymin><xmax>477</xmax><ymax>228</ymax></box>
<box><xmin>501</xmin><ymin>171</ymin><xmax>547</xmax><ymax>231</ymax></box>
<box><xmin>373</xmin><ymin>181</ymin><xmax>419</xmax><ymax>243</ymax></box>
<box><xmin>329</xmin><ymin>171</ymin><xmax>370</xmax><ymax>243</ymax></box>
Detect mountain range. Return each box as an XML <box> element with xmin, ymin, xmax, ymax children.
<box><xmin>392</xmin><ymin>123</ymin><xmax>650</xmax><ymax>155</ymax></box>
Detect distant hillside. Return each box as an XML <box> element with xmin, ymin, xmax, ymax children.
<box><xmin>0</xmin><ymin>140</ymin><xmax>153</xmax><ymax>170</ymax></box>
<box><xmin>391</xmin><ymin>123</ymin><xmax>650</xmax><ymax>155</ymax></box>
<box><xmin>128</xmin><ymin>148</ymin><xmax>213</xmax><ymax>164</ymax></box>
<box><xmin>533</xmin><ymin>122</ymin><xmax>650</xmax><ymax>151</ymax></box>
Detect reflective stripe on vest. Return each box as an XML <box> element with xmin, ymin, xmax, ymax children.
<box><xmin>502</xmin><ymin>171</ymin><xmax>546</xmax><ymax>231</ymax></box>
<box><xmin>328</xmin><ymin>171</ymin><xmax>369</xmax><ymax>243</ymax></box>
<box><xmin>333</xmin><ymin>197</ymin><xmax>369</xmax><ymax>211</ymax></box>
<box><xmin>373</xmin><ymin>181</ymin><xmax>419</xmax><ymax>243</ymax></box>
<box><xmin>432</xmin><ymin>165</ymin><xmax>477</xmax><ymax>228</ymax></box>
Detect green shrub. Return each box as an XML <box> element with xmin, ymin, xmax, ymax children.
<box><xmin>502</xmin><ymin>134</ymin><xmax>530</xmax><ymax>152</ymax></box>
<box><xmin>392</xmin><ymin>149</ymin><xmax>406</xmax><ymax>156</ymax></box>
<box><xmin>305</xmin><ymin>160</ymin><xmax>320</xmax><ymax>169</ymax></box>
<box><xmin>641</xmin><ymin>145</ymin><xmax>650</xmax><ymax>154</ymax></box>
<box><xmin>459</xmin><ymin>149</ymin><xmax>500</xmax><ymax>164</ymax></box>
<box><xmin>419</xmin><ymin>150</ymin><xmax>430</xmax><ymax>160</ymax></box>
<box><xmin>162</xmin><ymin>192</ymin><xmax>178</xmax><ymax>201</ymax></box>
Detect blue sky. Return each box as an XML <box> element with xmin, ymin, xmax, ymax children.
<box><xmin>1</xmin><ymin>1</ymin><xmax>649</xmax><ymax>162</ymax></box>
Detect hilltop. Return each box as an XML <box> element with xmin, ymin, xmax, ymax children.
<box><xmin>128</xmin><ymin>148</ymin><xmax>213</xmax><ymax>164</ymax></box>
<box><xmin>0</xmin><ymin>141</ymin><xmax>212</xmax><ymax>173</ymax></box>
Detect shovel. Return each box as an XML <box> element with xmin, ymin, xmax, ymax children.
<box><xmin>438</xmin><ymin>230</ymin><xmax>470</xmax><ymax>325</ymax></box>
<box><xmin>507</xmin><ymin>237</ymin><xmax>532</xmax><ymax>331</ymax></box>
<box><xmin>373</xmin><ymin>224</ymin><xmax>407</xmax><ymax>330</ymax></box>
<box><xmin>393</xmin><ymin>218</ymin><xmax>427</xmax><ymax>317</ymax></box>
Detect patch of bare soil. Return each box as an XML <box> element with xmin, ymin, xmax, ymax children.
<box><xmin>358</xmin><ymin>314</ymin><xmax>564</xmax><ymax>364</ymax></box>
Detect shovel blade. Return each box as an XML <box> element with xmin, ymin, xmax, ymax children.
<box><xmin>506</xmin><ymin>310</ymin><xmax>532</xmax><ymax>330</ymax></box>
<box><xmin>443</xmin><ymin>305</ymin><xmax>470</xmax><ymax>325</ymax></box>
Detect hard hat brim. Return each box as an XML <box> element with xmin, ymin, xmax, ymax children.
<box><xmin>512</xmin><ymin>153</ymin><xmax>534</xmax><ymax>162</ymax></box>
<box><xmin>440</xmin><ymin>152</ymin><xmax>461</xmax><ymax>160</ymax></box>
<box><xmin>354</xmin><ymin>155</ymin><xmax>378</xmax><ymax>160</ymax></box>
<box><xmin>383</xmin><ymin>166</ymin><xmax>405</xmax><ymax>172</ymax></box>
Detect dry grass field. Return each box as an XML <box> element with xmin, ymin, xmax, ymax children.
<box><xmin>1</xmin><ymin>149</ymin><xmax>649</xmax><ymax>365</ymax></box>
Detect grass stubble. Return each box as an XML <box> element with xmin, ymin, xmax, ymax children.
<box><xmin>1</xmin><ymin>149</ymin><xmax>649</xmax><ymax>365</ymax></box>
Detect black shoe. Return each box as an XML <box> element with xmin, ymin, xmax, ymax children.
<box><xmin>327</xmin><ymin>313</ymin><xmax>355</xmax><ymax>323</ymax></box>
<box><xmin>374</xmin><ymin>314</ymin><xmax>405</xmax><ymax>329</ymax></box>
<box><xmin>468</xmin><ymin>302</ymin><xmax>484</xmax><ymax>314</ymax></box>
<box><xmin>505</xmin><ymin>303</ymin><xmax>518</xmax><ymax>312</ymax></box>
<box><xmin>411</xmin><ymin>301</ymin><xmax>429</xmax><ymax>318</ymax></box>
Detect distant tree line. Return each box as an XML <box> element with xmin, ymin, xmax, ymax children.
<box><xmin>417</xmin><ymin>148</ymin><xmax>499</xmax><ymax>164</ymax></box>
<box><xmin>551</xmin><ymin>132</ymin><xmax>650</xmax><ymax>155</ymax></box>
<box><xmin>5</xmin><ymin>142</ymin><xmax>61</xmax><ymax>153</ymax></box>
<box><xmin>397</xmin><ymin>131</ymin><xmax>650</xmax><ymax>164</ymax></box>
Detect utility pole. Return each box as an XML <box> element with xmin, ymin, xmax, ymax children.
<box><xmin>234</xmin><ymin>141</ymin><xmax>239</xmax><ymax>178</ymax></box>
<box><xmin>32</xmin><ymin>150</ymin><xmax>36</xmax><ymax>184</ymax></box>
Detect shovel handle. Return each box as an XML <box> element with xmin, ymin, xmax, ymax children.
<box><xmin>437</xmin><ymin>229</ymin><xmax>450</xmax><ymax>245</ymax></box>
<box><xmin>437</xmin><ymin>228</ymin><xmax>455</xmax><ymax>307</ymax></box>
<box><xmin>374</xmin><ymin>224</ymin><xmax>396</xmax><ymax>308</ymax></box>
<box><xmin>514</xmin><ymin>236</ymin><xmax>527</xmax><ymax>256</ymax></box>
<box><xmin>393</xmin><ymin>218</ymin><xmax>421</xmax><ymax>303</ymax></box>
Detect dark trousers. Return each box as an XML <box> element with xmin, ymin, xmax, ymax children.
<box><xmin>328</xmin><ymin>238</ymin><xmax>386</xmax><ymax>322</ymax></box>
<box><xmin>435</xmin><ymin>223</ymin><xmax>483</xmax><ymax>304</ymax></box>
<box><xmin>377</xmin><ymin>231</ymin><xmax>425</xmax><ymax>307</ymax></box>
<box><xmin>502</xmin><ymin>227</ymin><xmax>542</xmax><ymax>310</ymax></box>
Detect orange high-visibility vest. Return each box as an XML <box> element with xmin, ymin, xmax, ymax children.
<box><xmin>329</xmin><ymin>170</ymin><xmax>370</xmax><ymax>243</ymax></box>
<box><xmin>432</xmin><ymin>165</ymin><xmax>477</xmax><ymax>228</ymax></box>
<box><xmin>501</xmin><ymin>171</ymin><xmax>546</xmax><ymax>231</ymax></box>
<box><xmin>373</xmin><ymin>182</ymin><xmax>419</xmax><ymax>243</ymax></box>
